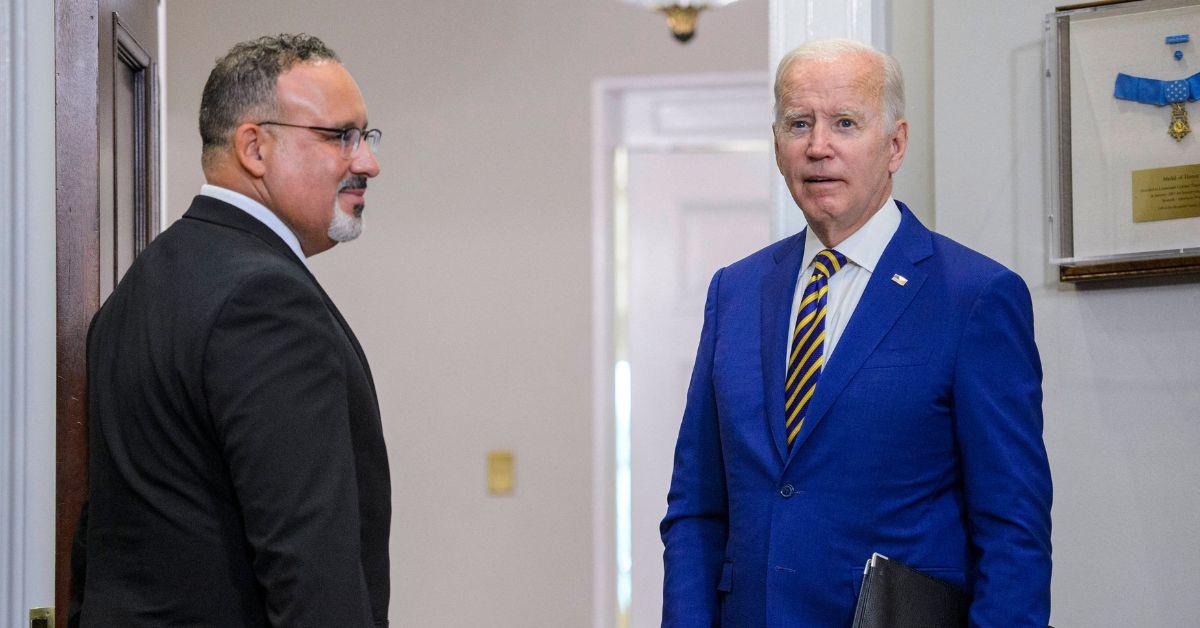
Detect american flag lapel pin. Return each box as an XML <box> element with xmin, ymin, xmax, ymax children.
<box><xmin>891</xmin><ymin>274</ymin><xmax>908</xmax><ymax>286</ymax></box>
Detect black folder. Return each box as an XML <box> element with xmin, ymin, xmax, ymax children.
<box><xmin>850</xmin><ymin>553</ymin><xmax>969</xmax><ymax>628</ymax></box>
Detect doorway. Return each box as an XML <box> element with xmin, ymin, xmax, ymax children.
<box><xmin>592</xmin><ymin>73</ymin><xmax>772</xmax><ymax>628</ymax></box>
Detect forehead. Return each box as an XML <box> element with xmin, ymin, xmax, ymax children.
<box><xmin>777</xmin><ymin>53</ymin><xmax>882</xmax><ymax>111</ymax></box>
<box><xmin>275</xmin><ymin>61</ymin><xmax>367</xmax><ymax>125</ymax></box>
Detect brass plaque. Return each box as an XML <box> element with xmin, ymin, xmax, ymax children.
<box><xmin>1132</xmin><ymin>164</ymin><xmax>1200</xmax><ymax>223</ymax></box>
<box><xmin>486</xmin><ymin>450</ymin><xmax>514</xmax><ymax>496</ymax></box>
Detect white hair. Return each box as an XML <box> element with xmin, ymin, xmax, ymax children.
<box><xmin>327</xmin><ymin>200</ymin><xmax>363</xmax><ymax>242</ymax></box>
<box><xmin>773</xmin><ymin>38</ymin><xmax>905</xmax><ymax>127</ymax></box>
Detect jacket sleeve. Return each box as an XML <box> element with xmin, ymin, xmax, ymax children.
<box><xmin>953</xmin><ymin>268</ymin><xmax>1053</xmax><ymax>627</ymax></box>
<box><xmin>660</xmin><ymin>268</ymin><xmax>729</xmax><ymax>627</ymax></box>
<box><xmin>66</xmin><ymin>502</ymin><xmax>87</xmax><ymax>628</ymax></box>
<box><xmin>204</xmin><ymin>269</ymin><xmax>374</xmax><ymax>626</ymax></box>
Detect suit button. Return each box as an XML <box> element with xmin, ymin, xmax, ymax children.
<box><xmin>779</xmin><ymin>484</ymin><xmax>794</xmax><ymax>498</ymax></box>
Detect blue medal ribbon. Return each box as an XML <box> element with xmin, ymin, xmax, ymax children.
<box><xmin>1114</xmin><ymin>72</ymin><xmax>1200</xmax><ymax>105</ymax></box>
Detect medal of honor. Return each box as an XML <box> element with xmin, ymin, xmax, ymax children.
<box><xmin>1171</xmin><ymin>102</ymin><xmax>1191</xmax><ymax>141</ymax></box>
<box><xmin>1114</xmin><ymin>72</ymin><xmax>1199</xmax><ymax>142</ymax></box>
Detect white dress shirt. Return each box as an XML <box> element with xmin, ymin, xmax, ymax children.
<box><xmin>786</xmin><ymin>198</ymin><xmax>901</xmax><ymax>371</ymax></box>
<box><xmin>199</xmin><ymin>184</ymin><xmax>310</xmax><ymax>269</ymax></box>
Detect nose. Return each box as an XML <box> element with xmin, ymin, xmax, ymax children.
<box><xmin>805</xmin><ymin>123</ymin><xmax>833</xmax><ymax>160</ymax></box>
<box><xmin>351</xmin><ymin>141</ymin><xmax>381</xmax><ymax>178</ymax></box>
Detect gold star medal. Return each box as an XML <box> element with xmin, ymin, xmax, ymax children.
<box><xmin>1170</xmin><ymin>102</ymin><xmax>1191</xmax><ymax>141</ymax></box>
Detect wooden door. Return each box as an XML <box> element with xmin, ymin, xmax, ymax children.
<box><xmin>55</xmin><ymin>1</ymin><xmax>158</xmax><ymax>624</ymax></box>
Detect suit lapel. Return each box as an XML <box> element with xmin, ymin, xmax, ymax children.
<box><xmin>760</xmin><ymin>232</ymin><xmax>807</xmax><ymax>465</ymax></box>
<box><xmin>784</xmin><ymin>203</ymin><xmax>933</xmax><ymax>461</ymax></box>
<box><xmin>183</xmin><ymin>195</ymin><xmax>378</xmax><ymax>395</ymax></box>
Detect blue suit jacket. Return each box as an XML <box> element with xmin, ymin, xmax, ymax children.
<box><xmin>660</xmin><ymin>203</ymin><xmax>1052</xmax><ymax>627</ymax></box>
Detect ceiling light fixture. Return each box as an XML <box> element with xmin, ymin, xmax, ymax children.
<box><xmin>622</xmin><ymin>0</ymin><xmax>741</xmax><ymax>44</ymax></box>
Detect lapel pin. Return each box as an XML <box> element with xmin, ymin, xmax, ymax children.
<box><xmin>891</xmin><ymin>274</ymin><xmax>908</xmax><ymax>286</ymax></box>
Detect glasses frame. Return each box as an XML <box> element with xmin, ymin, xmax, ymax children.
<box><xmin>257</xmin><ymin>121</ymin><xmax>382</xmax><ymax>157</ymax></box>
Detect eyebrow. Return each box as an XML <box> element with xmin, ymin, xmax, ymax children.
<box><xmin>330</xmin><ymin>119</ymin><xmax>368</xmax><ymax>130</ymax></box>
<box><xmin>779</xmin><ymin>108</ymin><xmax>865</xmax><ymax>120</ymax></box>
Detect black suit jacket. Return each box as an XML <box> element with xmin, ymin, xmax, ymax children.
<box><xmin>72</xmin><ymin>195</ymin><xmax>391</xmax><ymax>626</ymax></box>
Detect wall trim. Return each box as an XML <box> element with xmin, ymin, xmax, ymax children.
<box><xmin>2</xmin><ymin>0</ymin><xmax>58</xmax><ymax>624</ymax></box>
<box><xmin>1</xmin><ymin>0</ymin><xmax>25</xmax><ymax>620</ymax></box>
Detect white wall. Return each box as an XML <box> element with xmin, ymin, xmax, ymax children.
<box><xmin>887</xmin><ymin>0</ymin><xmax>933</xmax><ymax>225</ymax></box>
<box><xmin>164</xmin><ymin>2</ymin><xmax>767</xmax><ymax>624</ymax></box>
<box><xmin>933</xmin><ymin>2</ymin><xmax>1200</xmax><ymax>625</ymax></box>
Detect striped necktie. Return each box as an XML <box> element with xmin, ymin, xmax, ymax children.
<box><xmin>785</xmin><ymin>248</ymin><xmax>847</xmax><ymax>448</ymax></box>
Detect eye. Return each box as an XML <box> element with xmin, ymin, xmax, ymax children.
<box><xmin>837</xmin><ymin>118</ymin><xmax>855</xmax><ymax>128</ymax></box>
<box><xmin>317</xmin><ymin>128</ymin><xmax>350</xmax><ymax>143</ymax></box>
<box><xmin>790</xmin><ymin>119</ymin><xmax>810</xmax><ymax>129</ymax></box>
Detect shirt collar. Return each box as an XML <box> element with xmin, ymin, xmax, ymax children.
<box><xmin>199</xmin><ymin>184</ymin><xmax>309</xmax><ymax>268</ymax></box>
<box><xmin>801</xmin><ymin>197</ymin><xmax>901</xmax><ymax>274</ymax></box>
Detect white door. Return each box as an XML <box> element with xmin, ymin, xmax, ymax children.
<box><xmin>628</xmin><ymin>147</ymin><xmax>772</xmax><ymax>627</ymax></box>
<box><xmin>593</xmin><ymin>74</ymin><xmax>773</xmax><ymax>628</ymax></box>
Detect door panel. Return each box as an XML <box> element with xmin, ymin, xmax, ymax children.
<box><xmin>101</xmin><ymin>12</ymin><xmax>158</xmax><ymax>298</ymax></box>
<box><xmin>627</xmin><ymin>149</ymin><xmax>772</xmax><ymax>628</ymax></box>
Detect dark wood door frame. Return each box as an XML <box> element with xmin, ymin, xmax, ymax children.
<box><xmin>55</xmin><ymin>1</ymin><xmax>158</xmax><ymax>624</ymax></box>
<box><xmin>54</xmin><ymin>1</ymin><xmax>102</xmax><ymax>618</ymax></box>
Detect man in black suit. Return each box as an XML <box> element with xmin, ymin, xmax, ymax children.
<box><xmin>71</xmin><ymin>34</ymin><xmax>390</xmax><ymax>626</ymax></box>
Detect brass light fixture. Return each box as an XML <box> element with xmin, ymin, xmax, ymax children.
<box><xmin>622</xmin><ymin>1</ymin><xmax>741</xmax><ymax>43</ymax></box>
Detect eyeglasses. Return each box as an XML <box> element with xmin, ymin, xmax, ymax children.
<box><xmin>257</xmin><ymin>121</ymin><xmax>382</xmax><ymax>158</ymax></box>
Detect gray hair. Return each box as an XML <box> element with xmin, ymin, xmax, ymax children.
<box><xmin>199</xmin><ymin>33</ymin><xmax>340</xmax><ymax>167</ymax></box>
<box><xmin>773</xmin><ymin>38</ymin><xmax>904</xmax><ymax>128</ymax></box>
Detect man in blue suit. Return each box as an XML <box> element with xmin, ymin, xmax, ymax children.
<box><xmin>660</xmin><ymin>38</ymin><xmax>1052</xmax><ymax>627</ymax></box>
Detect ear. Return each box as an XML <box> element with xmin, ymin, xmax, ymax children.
<box><xmin>773</xmin><ymin>123</ymin><xmax>785</xmax><ymax>175</ymax></box>
<box><xmin>887</xmin><ymin>118</ymin><xmax>908</xmax><ymax>175</ymax></box>
<box><xmin>232</xmin><ymin>122</ymin><xmax>268</xmax><ymax>178</ymax></box>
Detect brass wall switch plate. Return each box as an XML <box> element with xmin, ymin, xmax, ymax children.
<box><xmin>487</xmin><ymin>450</ymin><xmax>514</xmax><ymax>495</ymax></box>
<box><xmin>29</xmin><ymin>607</ymin><xmax>54</xmax><ymax>628</ymax></box>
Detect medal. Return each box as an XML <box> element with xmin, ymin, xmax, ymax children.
<box><xmin>1170</xmin><ymin>102</ymin><xmax>1191</xmax><ymax>141</ymax></box>
<box><xmin>1114</xmin><ymin>72</ymin><xmax>1199</xmax><ymax>142</ymax></box>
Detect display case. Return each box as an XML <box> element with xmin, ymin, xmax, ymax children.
<box><xmin>1045</xmin><ymin>0</ymin><xmax>1200</xmax><ymax>281</ymax></box>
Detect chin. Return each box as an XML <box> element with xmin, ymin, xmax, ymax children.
<box><xmin>797</xmin><ymin>197</ymin><xmax>846</xmax><ymax>219</ymax></box>
<box><xmin>328</xmin><ymin>202</ymin><xmax>364</xmax><ymax>243</ymax></box>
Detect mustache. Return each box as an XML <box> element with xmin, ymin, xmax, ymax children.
<box><xmin>338</xmin><ymin>175</ymin><xmax>368</xmax><ymax>192</ymax></box>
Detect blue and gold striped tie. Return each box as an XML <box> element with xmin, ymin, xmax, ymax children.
<box><xmin>785</xmin><ymin>249</ymin><xmax>847</xmax><ymax>448</ymax></box>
